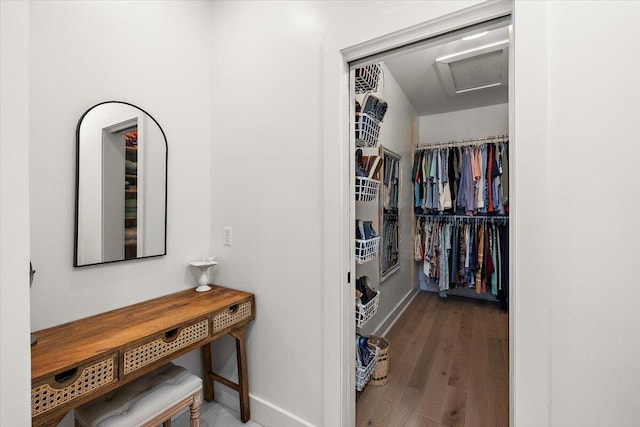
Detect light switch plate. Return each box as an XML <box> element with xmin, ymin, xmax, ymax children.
<box><xmin>224</xmin><ymin>227</ymin><xmax>232</xmax><ymax>246</ymax></box>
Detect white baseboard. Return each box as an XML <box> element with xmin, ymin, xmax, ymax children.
<box><xmin>373</xmin><ymin>287</ymin><xmax>420</xmax><ymax>337</ymax></box>
<box><xmin>215</xmin><ymin>384</ymin><xmax>316</xmax><ymax>427</ymax></box>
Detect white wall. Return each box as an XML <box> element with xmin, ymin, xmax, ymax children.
<box><xmin>357</xmin><ymin>63</ymin><xmax>417</xmax><ymax>337</ymax></box>
<box><xmin>547</xmin><ymin>2</ymin><xmax>640</xmax><ymax>426</ymax></box>
<box><xmin>419</xmin><ymin>103</ymin><xmax>509</xmax><ymax>144</ymax></box>
<box><xmin>207</xmin><ymin>2</ymin><xmax>426</xmax><ymax>425</ymax></box>
<box><xmin>513</xmin><ymin>2</ymin><xmax>640</xmax><ymax>426</ymax></box>
<box><xmin>28</xmin><ymin>2</ymin><xmax>212</xmax><ymax>425</ymax></box>
<box><xmin>0</xmin><ymin>1</ymin><xmax>32</xmax><ymax>425</ymax></box>
<box><xmin>29</xmin><ymin>0</ymin><xmax>212</xmax><ymax>326</ymax></box>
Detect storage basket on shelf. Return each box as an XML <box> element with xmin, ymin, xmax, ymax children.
<box><xmin>355</xmin><ymin>237</ymin><xmax>381</xmax><ymax>264</ymax></box>
<box><xmin>355</xmin><ymin>344</ymin><xmax>380</xmax><ymax>392</ymax></box>
<box><xmin>356</xmin><ymin>290</ymin><xmax>380</xmax><ymax>328</ymax></box>
<box><xmin>355</xmin><ymin>113</ymin><xmax>381</xmax><ymax>148</ymax></box>
<box><xmin>367</xmin><ymin>335</ymin><xmax>390</xmax><ymax>386</ymax></box>
<box><xmin>355</xmin><ymin>177</ymin><xmax>380</xmax><ymax>202</ymax></box>
<box><xmin>354</xmin><ymin>63</ymin><xmax>382</xmax><ymax>94</ymax></box>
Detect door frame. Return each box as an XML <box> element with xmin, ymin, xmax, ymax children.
<box><xmin>322</xmin><ymin>1</ymin><xmax>516</xmax><ymax>425</ymax></box>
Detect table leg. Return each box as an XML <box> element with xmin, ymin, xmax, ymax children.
<box><xmin>230</xmin><ymin>326</ymin><xmax>250</xmax><ymax>423</ymax></box>
<box><xmin>201</xmin><ymin>343</ymin><xmax>215</xmax><ymax>402</ymax></box>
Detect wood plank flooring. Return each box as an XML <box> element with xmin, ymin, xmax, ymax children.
<box><xmin>357</xmin><ymin>291</ymin><xmax>509</xmax><ymax>427</ymax></box>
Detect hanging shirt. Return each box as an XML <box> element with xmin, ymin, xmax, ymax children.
<box><xmin>475</xmin><ymin>223</ymin><xmax>485</xmax><ymax>294</ymax></box>
<box><xmin>441</xmin><ymin>149</ymin><xmax>452</xmax><ymax>210</ymax></box>
<box><xmin>477</xmin><ymin>145</ymin><xmax>487</xmax><ymax>212</ymax></box>
<box><xmin>457</xmin><ymin>148</ymin><xmax>474</xmax><ymax>214</ymax></box>
<box><xmin>487</xmin><ymin>144</ymin><xmax>495</xmax><ymax>212</ymax></box>
<box><xmin>491</xmin><ymin>226</ymin><xmax>498</xmax><ymax>296</ymax></box>
<box><xmin>449</xmin><ymin>220</ymin><xmax>458</xmax><ymax>285</ymax></box>
<box><xmin>447</xmin><ymin>147</ymin><xmax>458</xmax><ymax>211</ymax></box>
<box><xmin>422</xmin><ymin>151</ymin><xmax>431</xmax><ymax>210</ymax></box>
<box><xmin>491</xmin><ymin>144</ymin><xmax>501</xmax><ymax>212</ymax></box>
<box><xmin>414</xmin><ymin>151</ymin><xmax>423</xmax><ymax>209</ymax></box>
<box><xmin>501</xmin><ymin>143</ymin><xmax>509</xmax><ymax>209</ymax></box>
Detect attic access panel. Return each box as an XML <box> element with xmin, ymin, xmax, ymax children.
<box><xmin>436</xmin><ymin>40</ymin><xmax>509</xmax><ymax>96</ymax></box>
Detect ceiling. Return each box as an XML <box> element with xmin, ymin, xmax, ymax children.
<box><xmin>382</xmin><ymin>24</ymin><xmax>510</xmax><ymax>116</ymax></box>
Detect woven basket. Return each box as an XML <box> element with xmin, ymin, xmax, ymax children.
<box><xmin>368</xmin><ymin>335</ymin><xmax>390</xmax><ymax>386</ymax></box>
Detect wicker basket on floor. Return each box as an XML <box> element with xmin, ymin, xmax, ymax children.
<box><xmin>368</xmin><ymin>335</ymin><xmax>390</xmax><ymax>386</ymax></box>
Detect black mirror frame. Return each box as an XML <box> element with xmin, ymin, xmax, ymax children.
<box><xmin>73</xmin><ymin>101</ymin><xmax>168</xmax><ymax>267</ymax></box>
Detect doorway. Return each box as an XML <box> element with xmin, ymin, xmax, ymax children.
<box><xmin>348</xmin><ymin>11</ymin><xmax>513</xmax><ymax>427</ymax></box>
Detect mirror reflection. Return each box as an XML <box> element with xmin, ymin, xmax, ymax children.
<box><xmin>74</xmin><ymin>101</ymin><xmax>167</xmax><ymax>267</ymax></box>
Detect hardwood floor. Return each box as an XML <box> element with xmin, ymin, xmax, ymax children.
<box><xmin>357</xmin><ymin>291</ymin><xmax>509</xmax><ymax>427</ymax></box>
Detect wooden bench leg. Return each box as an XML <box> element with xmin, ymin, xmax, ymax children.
<box><xmin>230</xmin><ymin>326</ymin><xmax>250</xmax><ymax>423</ymax></box>
<box><xmin>190</xmin><ymin>389</ymin><xmax>203</xmax><ymax>427</ymax></box>
<box><xmin>201</xmin><ymin>343</ymin><xmax>214</xmax><ymax>402</ymax></box>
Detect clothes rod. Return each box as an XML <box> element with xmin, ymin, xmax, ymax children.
<box><xmin>416</xmin><ymin>214</ymin><xmax>509</xmax><ymax>221</ymax></box>
<box><xmin>416</xmin><ymin>134</ymin><xmax>509</xmax><ymax>150</ymax></box>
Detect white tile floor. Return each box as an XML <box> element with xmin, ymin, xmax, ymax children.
<box><xmin>173</xmin><ymin>400</ymin><xmax>263</xmax><ymax>427</ymax></box>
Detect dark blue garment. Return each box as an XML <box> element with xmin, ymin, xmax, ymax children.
<box><xmin>457</xmin><ymin>148</ymin><xmax>475</xmax><ymax>213</ymax></box>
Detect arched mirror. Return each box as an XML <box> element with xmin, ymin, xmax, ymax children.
<box><xmin>74</xmin><ymin>101</ymin><xmax>167</xmax><ymax>267</ymax></box>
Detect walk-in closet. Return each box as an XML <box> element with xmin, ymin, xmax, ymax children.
<box><xmin>351</xmin><ymin>16</ymin><xmax>511</xmax><ymax>426</ymax></box>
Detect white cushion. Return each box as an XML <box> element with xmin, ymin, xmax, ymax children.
<box><xmin>75</xmin><ymin>363</ymin><xmax>202</xmax><ymax>427</ymax></box>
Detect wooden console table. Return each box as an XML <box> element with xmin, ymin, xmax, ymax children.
<box><xmin>31</xmin><ymin>285</ymin><xmax>255</xmax><ymax>426</ymax></box>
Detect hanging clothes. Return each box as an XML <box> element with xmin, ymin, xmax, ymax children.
<box><xmin>414</xmin><ymin>139</ymin><xmax>509</xmax><ymax>216</ymax></box>
<box><xmin>382</xmin><ymin>152</ymin><xmax>400</xmax><ymax>275</ymax></box>
<box><xmin>417</xmin><ymin>216</ymin><xmax>509</xmax><ymax>300</ymax></box>
<box><xmin>382</xmin><ymin>213</ymin><xmax>399</xmax><ymax>274</ymax></box>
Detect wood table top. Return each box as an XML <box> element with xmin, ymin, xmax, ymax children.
<box><xmin>31</xmin><ymin>285</ymin><xmax>253</xmax><ymax>382</ymax></box>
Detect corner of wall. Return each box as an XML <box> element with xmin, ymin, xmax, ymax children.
<box><xmin>214</xmin><ymin>385</ymin><xmax>316</xmax><ymax>427</ymax></box>
<box><xmin>0</xmin><ymin>0</ymin><xmax>32</xmax><ymax>425</ymax></box>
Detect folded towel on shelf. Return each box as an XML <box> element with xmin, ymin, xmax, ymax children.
<box><xmin>125</xmin><ymin>199</ymin><xmax>137</xmax><ymax>208</ymax></box>
<box><xmin>125</xmin><ymin>130</ymin><xmax>137</xmax><ymax>147</ymax></box>
<box><xmin>125</xmin><ymin>130</ymin><xmax>137</xmax><ymax>141</ymax></box>
<box><xmin>125</xmin><ymin>160</ymin><xmax>137</xmax><ymax>170</ymax></box>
